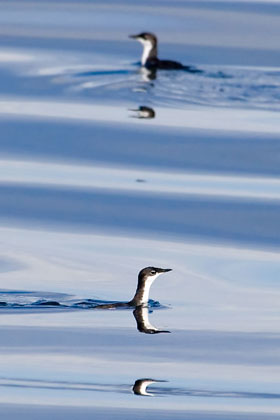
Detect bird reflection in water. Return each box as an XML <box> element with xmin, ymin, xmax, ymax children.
<box><xmin>133</xmin><ymin>304</ymin><xmax>170</xmax><ymax>334</ymax></box>
<box><xmin>132</xmin><ymin>378</ymin><xmax>166</xmax><ymax>396</ymax></box>
<box><xmin>129</xmin><ymin>105</ymin><xmax>156</xmax><ymax>119</ymax></box>
<box><xmin>139</xmin><ymin>66</ymin><xmax>158</xmax><ymax>81</ymax></box>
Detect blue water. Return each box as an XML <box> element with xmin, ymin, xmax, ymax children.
<box><xmin>0</xmin><ymin>1</ymin><xmax>280</xmax><ymax>418</ymax></box>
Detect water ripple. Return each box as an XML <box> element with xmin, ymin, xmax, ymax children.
<box><xmin>0</xmin><ymin>290</ymin><xmax>163</xmax><ymax>311</ymax></box>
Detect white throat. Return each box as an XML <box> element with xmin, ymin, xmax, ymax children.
<box><xmin>138</xmin><ymin>38</ymin><xmax>153</xmax><ymax>66</ymax></box>
<box><xmin>141</xmin><ymin>273</ymin><xmax>161</xmax><ymax>304</ymax></box>
<box><xmin>141</xmin><ymin>305</ymin><xmax>159</xmax><ymax>332</ymax></box>
<box><xmin>138</xmin><ymin>380</ymin><xmax>155</xmax><ymax>396</ymax></box>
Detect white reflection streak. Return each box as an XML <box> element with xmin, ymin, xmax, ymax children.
<box><xmin>0</xmin><ymin>353</ymin><xmax>279</xmax><ymax>383</ymax></box>
<box><xmin>0</xmin><ymin>97</ymin><xmax>280</xmax><ymax>134</ymax></box>
<box><xmin>1</xmin><ymin>159</ymin><xmax>280</xmax><ymax>200</ymax></box>
<box><xmin>0</xmin><ymin>51</ymin><xmax>34</xmax><ymax>63</ymax></box>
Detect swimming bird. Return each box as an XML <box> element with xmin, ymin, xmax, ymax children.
<box><xmin>129</xmin><ymin>32</ymin><xmax>201</xmax><ymax>72</ymax></box>
<box><xmin>95</xmin><ymin>266</ymin><xmax>171</xmax><ymax>309</ymax></box>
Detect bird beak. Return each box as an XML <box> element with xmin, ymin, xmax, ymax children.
<box><xmin>160</xmin><ymin>268</ymin><xmax>172</xmax><ymax>273</ymax></box>
<box><xmin>129</xmin><ymin>34</ymin><xmax>139</xmax><ymax>39</ymax></box>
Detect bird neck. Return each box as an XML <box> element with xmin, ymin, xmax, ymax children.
<box><xmin>130</xmin><ymin>274</ymin><xmax>158</xmax><ymax>306</ymax></box>
<box><xmin>141</xmin><ymin>41</ymin><xmax>157</xmax><ymax>66</ymax></box>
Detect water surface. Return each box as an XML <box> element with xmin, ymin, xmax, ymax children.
<box><xmin>0</xmin><ymin>0</ymin><xmax>280</xmax><ymax>418</ymax></box>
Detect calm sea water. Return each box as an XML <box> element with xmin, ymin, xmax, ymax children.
<box><xmin>0</xmin><ymin>1</ymin><xmax>280</xmax><ymax>419</ymax></box>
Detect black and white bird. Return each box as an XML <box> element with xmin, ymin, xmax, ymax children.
<box><xmin>129</xmin><ymin>106</ymin><xmax>156</xmax><ymax>119</ymax></box>
<box><xmin>133</xmin><ymin>304</ymin><xmax>170</xmax><ymax>334</ymax></box>
<box><xmin>132</xmin><ymin>378</ymin><xmax>165</xmax><ymax>396</ymax></box>
<box><xmin>95</xmin><ymin>266</ymin><xmax>171</xmax><ymax>309</ymax></box>
<box><xmin>129</xmin><ymin>32</ymin><xmax>201</xmax><ymax>73</ymax></box>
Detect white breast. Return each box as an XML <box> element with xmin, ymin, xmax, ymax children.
<box><xmin>141</xmin><ymin>305</ymin><xmax>158</xmax><ymax>331</ymax></box>
<box><xmin>138</xmin><ymin>379</ymin><xmax>156</xmax><ymax>396</ymax></box>
<box><xmin>139</xmin><ymin>39</ymin><xmax>153</xmax><ymax>66</ymax></box>
<box><xmin>141</xmin><ymin>273</ymin><xmax>160</xmax><ymax>304</ymax></box>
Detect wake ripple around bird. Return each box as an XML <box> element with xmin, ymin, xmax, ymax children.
<box><xmin>60</xmin><ymin>63</ymin><xmax>280</xmax><ymax>112</ymax></box>
<box><xmin>0</xmin><ymin>290</ymin><xmax>164</xmax><ymax>311</ymax></box>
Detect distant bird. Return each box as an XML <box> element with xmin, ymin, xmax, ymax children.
<box><xmin>132</xmin><ymin>378</ymin><xmax>163</xmax><ymax>396</ymax></box>
<box><xmin>129</xmin><ymin>32</ymin><xmax>201</xmax><ymax>73</ymax></box>
<box><xmin>129</xmin><ymin>106</ymin><xmax>156</xmax><ymax>119</ymax></box>
<box><xmin>95</xmin><ymin>266</ymin><xmax>171</xmax><ymax>309</ymax></box>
